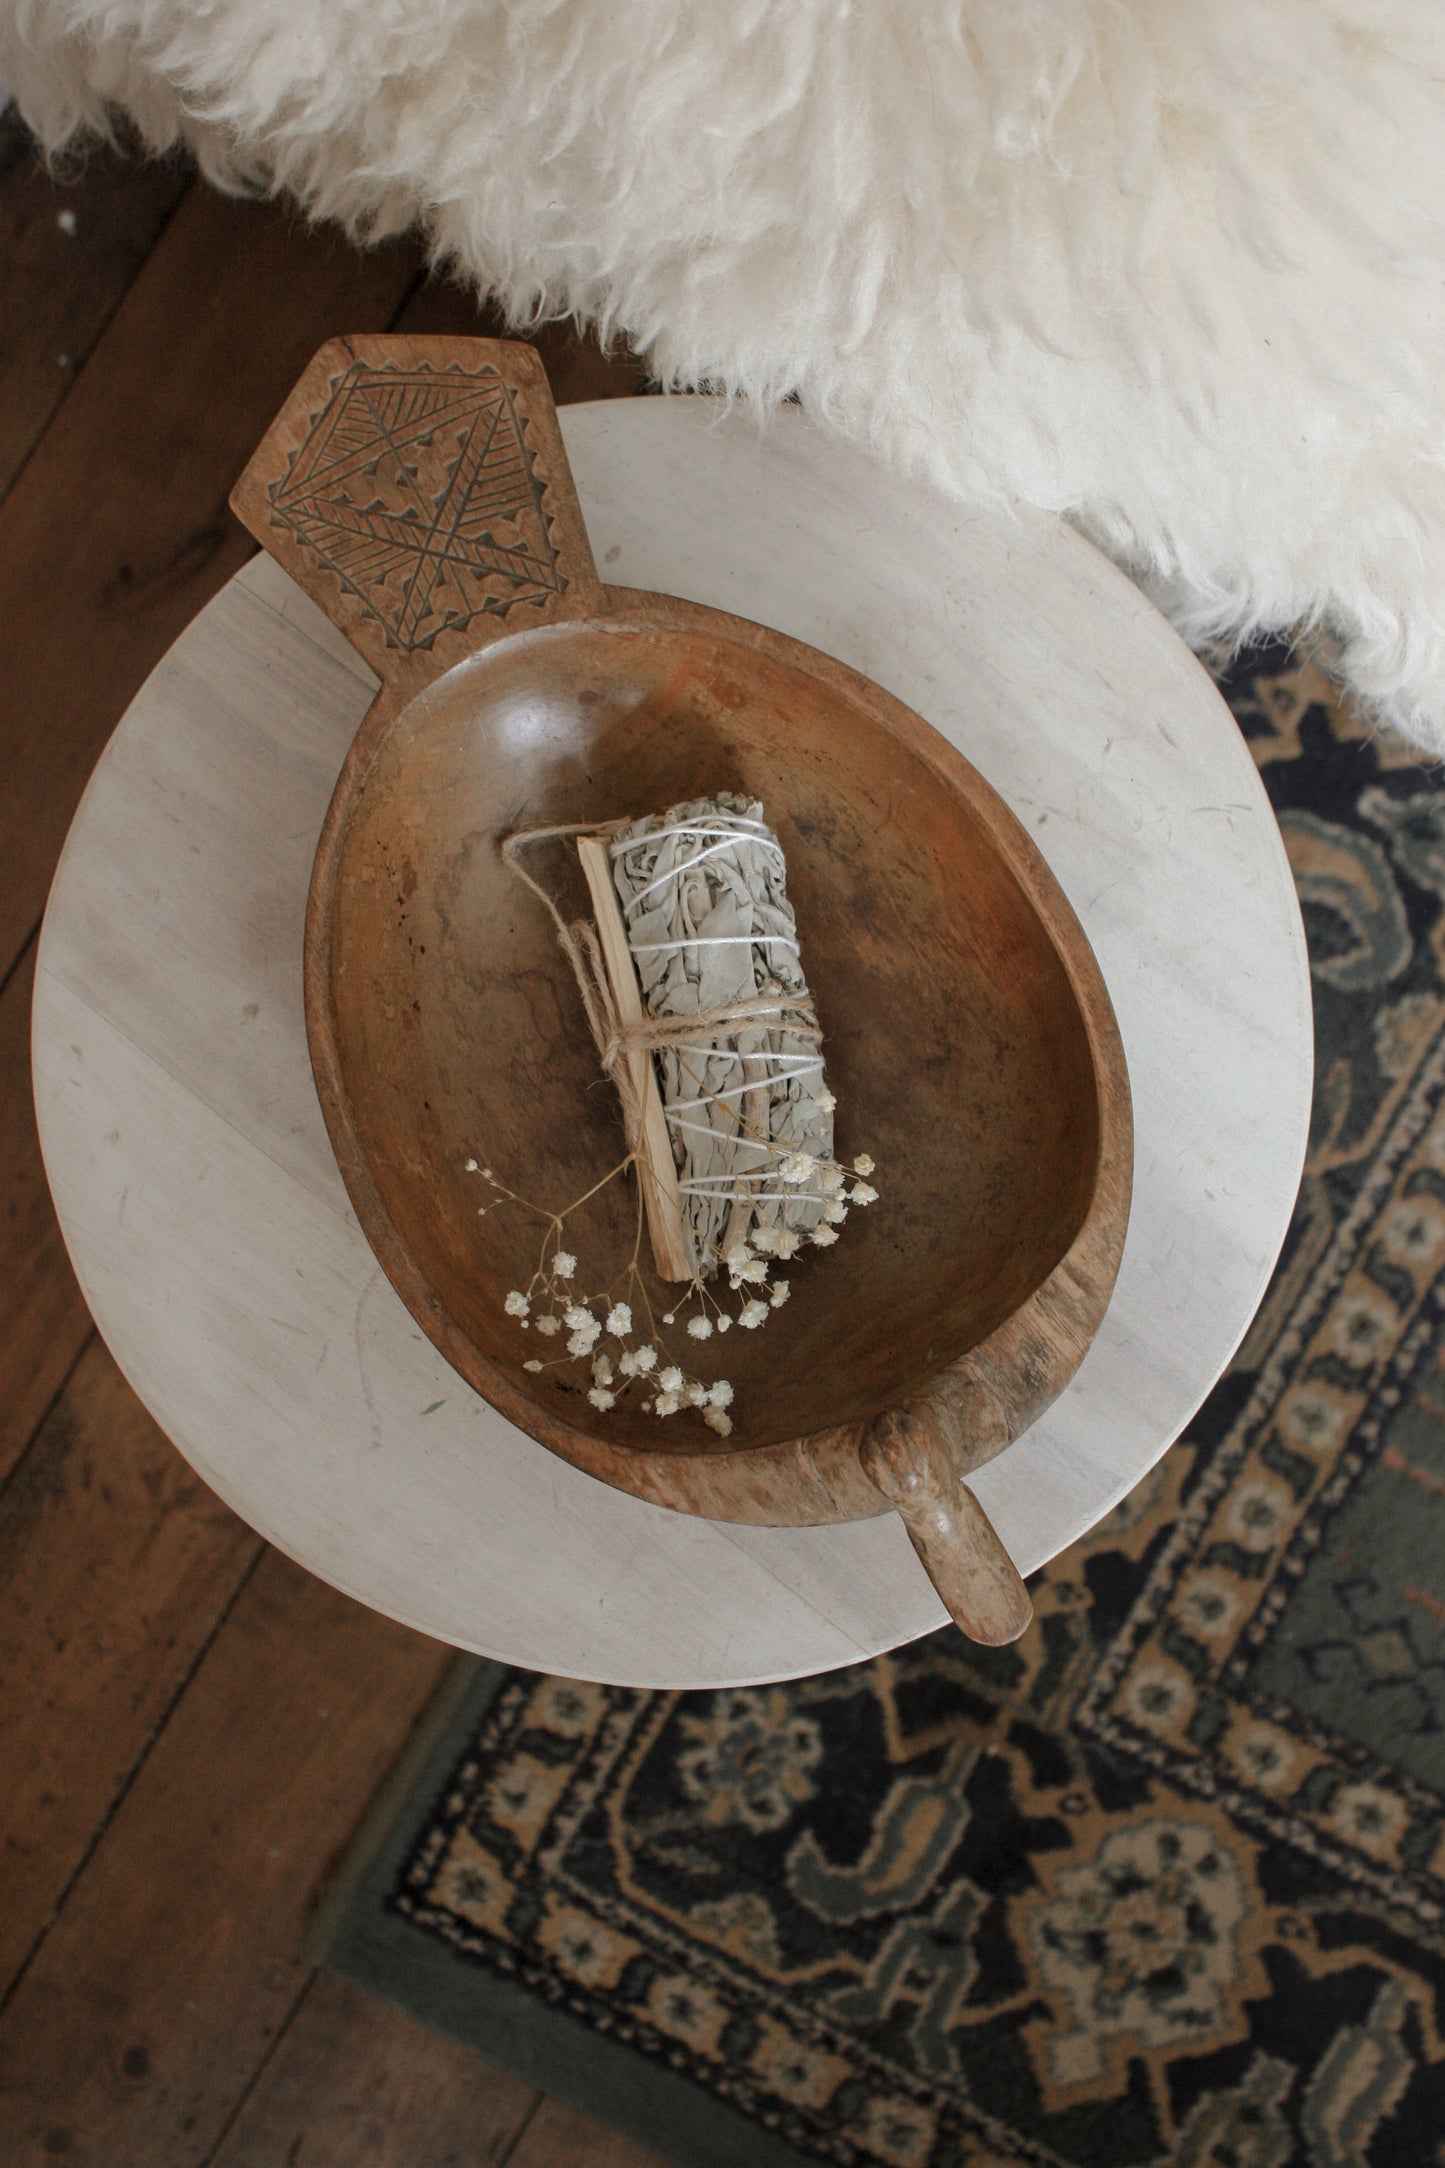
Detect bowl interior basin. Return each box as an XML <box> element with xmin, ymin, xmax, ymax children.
<box><xmin>322</xmin><ymin>616</ymin><xmax>1102</xmax><ymax>1454</ymax></box>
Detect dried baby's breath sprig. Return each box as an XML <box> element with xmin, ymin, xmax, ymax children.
<box><xmin>464</xmin><ymin>1159</ymin><xmax>741</xmax><ymax>1433</ymax></box>
<box><xmin>462</xmin><ymin>1108</ymin><xmax>879</xmax><ymax>1434</ymax></box>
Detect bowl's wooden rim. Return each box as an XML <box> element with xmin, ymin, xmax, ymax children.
<box><xmin>304</xmin><ymin>589</ymin><xmax>1133</xmax><ymax>1529</ymax></box>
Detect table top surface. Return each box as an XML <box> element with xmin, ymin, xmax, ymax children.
<box><xmin>33</xmin><ymin>399</ymin><xmax>1312</xmax><ymax>1688</ymax></box>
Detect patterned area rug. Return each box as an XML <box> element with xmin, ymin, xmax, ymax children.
<box><xmin>328</xmin><ymin>649</ymin><xmax>1445</xmax><ymax>2167</ymax></box>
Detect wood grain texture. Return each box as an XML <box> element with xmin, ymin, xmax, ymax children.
<box><xmin>0</xmin><ymin>205</ymin><xmax>648</xmax><ymax>2161</ymax></box>
<box><xmin>862</xmin><ymin>1399</ymin><xmax>1033</xmax><ymax>1647</ymax></box>
<box><xmin>209</xmin><ymin>1973</ymin><xmax>538</xmax><ymax>2168</ymax></box>
<box><xmin>229</xmin><ymin>333</ymin><xmax>607</xmax><ymax>707</ymax></box>
<box><xmin>507</xmin><ymin>2098</ymin><xmax>670</xmax><ymax>2168</ymax></box>
<box><xmin>0</xmin><ymin>941</ymin><xmax>92</xmax><ymax>1485</ymax></box>
<box><xmin>0</xmin><ymin>183</ymin><xmax>422</xmax><ymax>991</ymax></box>
<box><xmin>33</xmin><ymin>400</ymin><xmax>1313</xmax><ymax>1688</ymax></box>
<box><xmin>0</xmin><ymin>1545</ymin><xmax>451</xmax><ymax>2168</ymax></box>
<box><xmin>0</xmin><ymin>1337</ymin><xmax>259</xmax><ymax>1995</ymax></box>
<box><xmin>305</xmin><ymin>584</ymin><xmax>1129</xmax><ymax>1529</ymax></box>
<box><xmin>0</xmin><ymin>115</ymin><xmax>189</xmax><ymax>503</ymax></box>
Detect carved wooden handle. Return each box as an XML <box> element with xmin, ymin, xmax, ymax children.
<box><xmin>230</xmin><ymin>334</ymin><xmax>607</xmax><ymax>704</ymax></box>
<box><xmin>860</xmin><ymin>1394</ymin><xmax>1033</xmax><ymax>1647</ymax></box>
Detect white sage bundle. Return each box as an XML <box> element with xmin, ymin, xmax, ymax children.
<box><xmin>609</xmin><ymin>793</ymin><xmax>834</xmax><ymax>1275</ymax></box>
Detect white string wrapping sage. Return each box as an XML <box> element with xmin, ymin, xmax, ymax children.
<box><xmin>610</xmin><ymin>792</ymin><xmax>835</xmax><ymax>1274</ymax></box>
<box><xmin>487</xmin><ymin>799</ymin><xmax>878</xmax><ymax>1432</ymax></box>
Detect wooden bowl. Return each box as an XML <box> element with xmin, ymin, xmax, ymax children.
<box><xmin>232</xmin><ymin>336</ymin><xmax>1132</xmax><ymax>1646</ymax></box>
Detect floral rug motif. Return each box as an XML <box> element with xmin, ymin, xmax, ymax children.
<box><xmin>332</xmin><ymin>649</ymin><xmax>1445</xmax><ymax>2167</ymax></box>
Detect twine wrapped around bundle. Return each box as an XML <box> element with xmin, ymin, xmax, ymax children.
<box><xmin>610</xmin><ymin>794</ymin><xmax>832</xmax><ymax>1271</ymax></box>
<box><xmin>503</xmin><ymin>793</ymin><xmax>835</xmax><ymax>1278</ymax></box>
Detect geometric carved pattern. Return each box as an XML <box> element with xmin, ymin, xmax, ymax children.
<box><xmin>266</xmin><ymin>360</ymin><xmax>565</xmax><ymax>650</ymax></box>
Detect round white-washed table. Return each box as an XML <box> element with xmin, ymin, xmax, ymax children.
<box><xmin>33</xmin><ymin>400</ymin><xmax>1311</xmax><ymax>1689</ymax></box>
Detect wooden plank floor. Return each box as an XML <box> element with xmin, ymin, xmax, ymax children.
<box><xmin>0</xmin><ymin>115</ymin><xmax>665</xmax><ymax>2168</ymax></box>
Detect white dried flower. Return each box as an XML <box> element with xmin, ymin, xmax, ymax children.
<box><xmin>465</xmin><ymin>1157</ymin><xmax>479</xmax><ymax>1172</ymax></box>
<box><xmin>772</xmin><ymin>1229</ymin><xmax>801</xmax><ymax>1260</ymax></box>
<box><xmin>634</xmin><ymin>1345</ymin><xmax>659</xmax><ymax>1373</ymax></box>
<box><xmin>618</xmin><ymin>1349</ymin><xmax>639</xmax><ymax>1377</ymax></box>
<box><xmin>605</xmin><ymin>1302</ymin><xmax>633</xmax><ymax>1337</ymax></box>
<box><xmin>535</xmin><ymin>1314</ymin><xmax>561</xmax><ymax>1338</ymax></box>
<box><xmin>738</xmin><ymin>1298</ymin><xmax>769</xmax><ymax>1329</ymax></box>
<box><xmin>709</xmin><ymin>1379</ymin><xmax>734</xmax><ymax>1408</ymax></box>
<box><xmin>687</xmin><ymin>1315</ymin><xmax>714</xmax><ymax>1340</ymax></box>
<box><xmin>523</xmin><ymin>1358</ymin><xmax>544</xmax><ymax>1373</ymax></box>
<box><xmin>716</xmin><ymin>1315</ymin><xmax>732</xmax><ymax>1333</ymax></box>
<box><xmin>504</xmin><ymin>1290</ymin><xmax>530</xmax><ymax>1318</ymax></box>
<box><xmin>729</xmin><ymin>1257</ymin><xmax>769</xmax><ymax>1286</ymax></box>
<box><xmin>686</xmin><ymin>1380</ymin><xmax>708</xmax><ymax>1407</ymax></box>
<box><xmin>655</xmin><ymin>1391</ymin><xmax>683</xmax><ymax>1416</ymax></box>
<box><xmin>659</xmin><ymin>1366</ymin><xmax>684</xmax><ymax>1393</ymax></box>
<box><xmin>563</xmin><ymin>1304</ymin><xmax>593</xmax><ymax>1331</ymax></box>
<box><xmin>849</xmin><ymin>1182</ymin><xmax>878</xmax><ymax>1206</ymax></box>
<box><xmin>723</xmin><ymin>1240</ymin><xmax>752</xmax><ymax>1268</ymax></box>
<box><xmin>824</xmin><ymin>1201</ymin><xmax>849</xmax><ymax>1225</ymax></box>
<box><xmin>815</xmin><ymin>1088</ymin><xmax>836</xmax><ymax>1114</ymax></box>
<box><xmin>662</xmin><ymin>1312</ymin><xmax>676</xmax><ymax>1326</ymax></box>
<box><xmin>853</xmin><ymin>1155</ymin><xmax>875</xmax><ymax>1178</ymax></box>
<box><xmin>749</xmin><ymin>1225</ymin><xmax>782</xmax><ymax>1256</ymax></box>
<box><xmin>819</xmin><ymin>1163</ymin><xmax>847</xmax><ymax>1196</ymax></box>
<box><xmin>592</xmin><ymin>1353</ymin><xmax>614</xmax><ymax>1387</ymax></box>
<box><xmin>553</xmin><ymin>1250</ymin><xmax>577</xmax><ymax>1279</ymax></box>
<box><xmin>770</xmin><ymin>1281</ymin><xmax>791</xmax><ymax>1308</ymax></box>
<box><xmin>481</xmin><ymin>1168</ymin><xmax>494</xmax><ymax>1180</ymax></box>
<box><xmin>588</xmin><ymin>1386</ymin><xmax>616</xmax><ymax>1411</ymax></box>
<box><xmin>810</xmin><ymin>1224</ymin><xmax>840</xmax><ymax>1248</ymax></box>
<box><xmin>703</xmin><ymin>1407</ymin><xmax>733</xmax><ymax>1437</ymax></box>
<box><xmin>779</xmin><ymin>1152</ymin><xmax>814</xmax><ymax>1186</ymax></box>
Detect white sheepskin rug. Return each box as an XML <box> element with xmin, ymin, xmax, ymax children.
<box><xmin>8</xmin><ymin>0</ymin><xmax>1445</xmax><ymax>749</ymax></box>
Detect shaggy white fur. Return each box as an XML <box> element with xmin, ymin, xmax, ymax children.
<box><xmin>7</xmin><ymin>0</ymin><xmax>1445</xmax><ymax>747</ymax></box>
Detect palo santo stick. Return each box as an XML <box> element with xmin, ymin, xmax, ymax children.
<box><xmin>576</xmin><ymin>835</ymin><xmax>695</xmax><ymax>1282</ymax></box>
